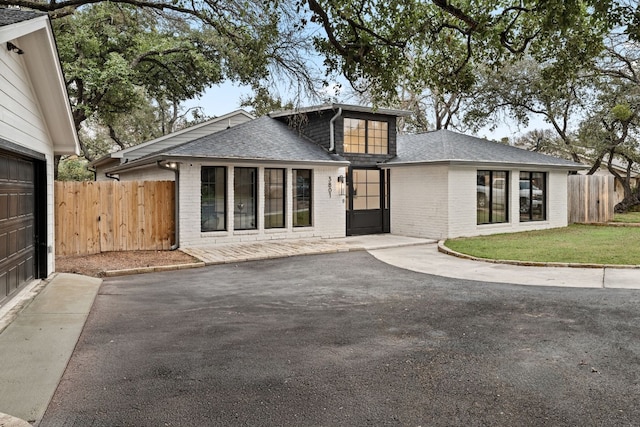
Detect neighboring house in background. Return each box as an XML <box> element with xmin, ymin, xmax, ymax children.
<box><xmin>0</xmin><ymin>8</ymin><xmax>80</xmax><ymax>303</ymax></box>
<box><xmin>104</xmin><ymin>104</ymin><xmax>584</xmax><ymax>247</ymax></box>
<box><xmin>90</xmin><ymin>109</ymin><xmax>254</xmax><ymax>181</ymax></box>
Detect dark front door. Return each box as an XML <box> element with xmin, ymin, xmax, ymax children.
<box><xmin>346</xmin><ymin>168</ymin><xmax>390</xmax><ymax>235</ymax></box>
<box><xmin>0</xmin><ymin>151</ymin><xmax>37</xmax><ymax>303</ymax></box>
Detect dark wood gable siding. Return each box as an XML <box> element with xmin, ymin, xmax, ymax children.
<box><xmin>274</xmin><ymin>109</ymin><xmax>398</xmax><ymax>167</ymax></box>
<box><xmin>274</xmin><ymin>111</ymin><xmax>333</xmax><ymax>152</ymax></box>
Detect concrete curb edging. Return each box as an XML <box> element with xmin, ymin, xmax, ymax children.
<box><xmin>102</xmin><ymin>262</ymin><xmax>206</xmax><ymax>277</ymax></box>
<box><xmin>437</xmin><ymin>240</ymin><xmax>640</xmax><ymax>270</ymax></box>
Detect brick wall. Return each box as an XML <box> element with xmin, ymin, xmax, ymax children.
<box><xmin>388</xmin><ymin>164</ymin><xmax>450</xmax><ymax>239</ymax></box>
<box><xmin>390</xmin><ymin>164</ymin><xmax>571</xmax><ymax>240</ymax></box>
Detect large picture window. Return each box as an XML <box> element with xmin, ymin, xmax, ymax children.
<box><xmin>519</xmin><ymin>172</ymin><xmax>546</xmax><ymax>222</ymax></box>
<box><xmin>477</xmin><ymin>170</ymin><xmax>508</xmax><ymax>224</ymax></box>
<box><xmin>234</xmin><ymin>167</ymin><xmax>257</xmax><ymax>230</ymax></box>
<box><xmin>293</xmin><ymin>169</ymin><xmax>312</xmax><ymax>227</ymax></box>
<box><xmin>264</xmin><ymin>168</ymin><xmax>285</xmax><ymax>229</ymax></box>
<box><xmin>201</xmin><ymin>166</ymin><xmax>226</xmax><ymax>232</ymax></box>
<box><xmin>344</xmin><ymin>118</ymin><xmax>388</xmax><ymax>154</ymax></box>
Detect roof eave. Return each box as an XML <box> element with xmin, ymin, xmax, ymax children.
<box><xmin>106</xmin><ymin>154</ymin><xmax>350</xmax><ymax>174</ymax></box>
<box><xmin>4</xmin><ymin>15</ymin><xmax>80</xmax><ymax>155</ymax></box>
<box><xmin>269</xmin><ymin>103</ymin><xmax>412</xmax><ymax>118</ymax></box>
<box><xmin>382</xmin><ymin>159</ymin><xmax>587</xmax><ymax>170</ymax></box>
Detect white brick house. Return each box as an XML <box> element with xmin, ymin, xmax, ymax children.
<box><xmin>106</xmin><ymin>104</ymin><xmax>583</xmax><ymax>247</ymax></box>
<box><xmin>107</xmin><ymin>115</ymin><xmax>349</xmax><ymax>246</ymax></box>
<box><xmin>1</xmin><ymin>8</ymin><xmax>80</xmax><ymax>303</ymax></box>
<box><xmin>385</xmin><ymin>130</ymin><xmax>581</xmax><ymax>239</ymax></box>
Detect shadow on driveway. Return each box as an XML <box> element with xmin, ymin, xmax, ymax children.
<box><xmin>42</xmin><ymin>251</ymin><xmax>640</xmax><ymax>426</ymax></box>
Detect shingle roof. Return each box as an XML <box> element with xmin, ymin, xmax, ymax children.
<box><xmin>119</xmin><ymin>116</ymin><xmax>347</xmax><ymax>167</ymax></box>
<box><xmin>0</xmin><ymin>8</ymin><xmax>45</xmax><ymax>26</ymax></box>
<box><xmin>391</xmin><ymin>129</ymin><xmax>584</xmax><ymax>169</ymax></box>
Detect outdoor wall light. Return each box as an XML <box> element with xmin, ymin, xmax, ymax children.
<box><xmin>157</xmin><ymin>160</ymin><xmax>178</xmax><ymax>171</ymax></box>
<box><xmin>6</xmin><ymin>41</ymin><xmax>24</xmax><ymax>55</ymax></box>
<box><xmin>337</xmin><ymin>175</ymin><xmax>345</xmax><ymax>196</ymax></box>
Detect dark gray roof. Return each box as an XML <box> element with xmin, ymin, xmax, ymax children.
<box><xmin>390</xmin><ymin>129</ymin><xmax>584</xmax><ymax>169</ymax></box>
<box><xmin>114</xmin><ymin>116</ymin><xmax>347</xmax><ymax>169</ymax></box>
<box><xmin>0</xmin><ymin>8</ymin><xmax>45</xmax><ymax>26</ymax></box>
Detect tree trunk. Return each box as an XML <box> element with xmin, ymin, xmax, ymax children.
<box><xmin>614</xmin><ymin>194</ymin><xmax>640</xmax><ymax>213</ymax></box>
<box><xmin>54</xmin><ymin>155</ymin><xmax>61</xmax><ymax>181</ymax></box>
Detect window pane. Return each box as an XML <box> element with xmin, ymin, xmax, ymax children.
<box><xmin>234</xmin><ymin>167</ymin><xmax>257</xmax><ymax>230</ymax></box>
<box><xmin>201</xmin><ymin>166</ymin><xmax>226</xmax><ymax>232</ymax></box>
<box><xmin>520</xmin><ymin>172</ymin><xmax>546</xmax><ymax>222</ymax></box>
<box><xmin>532</xmin><ymin>173</ymin><xmax>546</xmax><ymax>221</ymax></box>
<box><xmin>353</xmin><ymin>169</ymin><xmax>381</xmax><ymax>210</ymax></box>
<box><xmin>344</xmin><ymin>118</ymin><xmax>366</xmax><ymax>153</ymax></box>
<box><xmin>293</xmin><ymin>169</ymin><xmax>312</xmax><ymax>227</ymax></box>
<box><xmin>368</xmin><ymin>121</ymin><xmax>388</xmax><ymax>154</ymax></box>
<box><xmin>477</xmin><ymin>171</ymin><xmax>490</xmax><ymax>224</ymax></box>
<box><xmin>492</xmin><ymin>171</ymin><xmax>507</xmax><ymax>223</ymax></box>
<box><xmin>265</xmin><ymin>168</ymin><xmax>285</xmax><ymax>228</ymax></box>
<box><xmin>477</xmin><ymin>170</ymin><xmax>508</xmax><ymax>224</ymax></box>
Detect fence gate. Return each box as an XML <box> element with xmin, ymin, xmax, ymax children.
<box><xmin>55</xmin><ymin>181</ymin><xmax>175</xmax><ymax>255</ymax></box>
<box><xmin>567</xmin><ymin>175</ymin><xmax>614</xmax><ymax>224</ymax></box>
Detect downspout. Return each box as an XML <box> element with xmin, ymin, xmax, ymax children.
<box><xmin>105</xmin><ymin>172</ymin><xmax>119</xmax><ymax>181</ymax></box>
<box><xmin>87</xmin><ymin>165</ymin><xmax>97</xmax><ymax>181</ymax></box>
<box><xmin>157</xmin><ymin>160</ymin><xmax>180</xmax><ymax>250</ymax></box>
<box><xmin>329</xmin><ymin>107</ymin><xmax>342</xmax><ymax>153</ymax></box>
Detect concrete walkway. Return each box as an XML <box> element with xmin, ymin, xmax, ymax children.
<box><xmin>180</xmin><ymin>234</ymin><xmax>431</xmax><ymax>265</ymax></box>
<box><xmin>1</xmin><ymin>234</ymin><xmax>639</xmax><ymax>425</ymax></box>
<box><xmin>369</xmin><ymin>241</ymin><xmax>640</xmax><ymax>289</ymax></box>
<box><xmin>0</xmin><ymin>273</ymin><xmax>101</xmax><ymax>425</ymax></box>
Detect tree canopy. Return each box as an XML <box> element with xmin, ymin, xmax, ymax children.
<box><xmin>4</xmin><ymin>0</ymin><xmax>640</xmax><ymax>203</ymax></box>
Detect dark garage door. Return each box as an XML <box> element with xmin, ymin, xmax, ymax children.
<box><xmin>0</xmin><ymin>152</ymin><xmax>36</xmax><ymax>302</ymax></box>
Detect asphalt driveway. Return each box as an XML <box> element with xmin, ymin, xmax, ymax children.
<box><xmin>42</xmin><ymin>251</ymin><xmax>640</xmax><ymax>426</ymax></box>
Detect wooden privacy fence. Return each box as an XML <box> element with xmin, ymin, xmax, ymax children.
<box><xmin>55</xmin><ymin>181</ymin><xmax>175</xmax><ymax>255</ymax></box>
<box><xmin>567</xmin><ymin>175</ymin><xmax>615</xmax><ymax>224</ymax></box>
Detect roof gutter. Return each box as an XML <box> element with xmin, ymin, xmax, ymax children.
<box><xmin>157</xmin><ymin>160</ymin><xmax>180</xmax><ymax>250</ymax></box>
<box><xmin>329</xmin><ymin>107</ymin><xmax>342</xmax><ymax>153</ymax></box>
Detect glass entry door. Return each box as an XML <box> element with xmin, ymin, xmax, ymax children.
<box><xmin>346</xmin><ymin>168</ymin><xmax>389</xmax><ymax>235</ymax></box>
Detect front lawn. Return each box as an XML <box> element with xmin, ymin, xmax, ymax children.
<box><xmin>612</xmin><ymin>211</ymin><xmax>640</xmax><ymax>223</ymax></box>
<box><xmin>444</xmin><ymin>224</ymin><xmax>640</xmax><ymax>265</ymax></box>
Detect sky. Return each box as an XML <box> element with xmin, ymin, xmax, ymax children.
<box><xmin>181</xmin><ymin>81</ymin><xmax>548</xmax><ymax>143</ymax></box>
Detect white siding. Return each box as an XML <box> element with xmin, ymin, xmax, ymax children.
<box><xmin>1</xmin><ymin>42</ymin><xmax>56</xmax><ymax>274</ymax></box>
<box><xmin>0</xmin><ymin>43</ymin><xmax>52</xmax><ymax>155</ymax></box>
<box><xmin>178</xmin><ymin>162</ymin><xmax>345</xmax><ymax>247</ymax></box>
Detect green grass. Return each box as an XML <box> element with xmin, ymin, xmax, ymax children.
<box><xmin>612</xmin><ymin>211</ymin><xmax>640</xmax><ymax>223</ymax></box>
<box><xmin>444</xmin><ymin>224</ymin><xmax>640</xmax><ymax>265</ymax></box>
